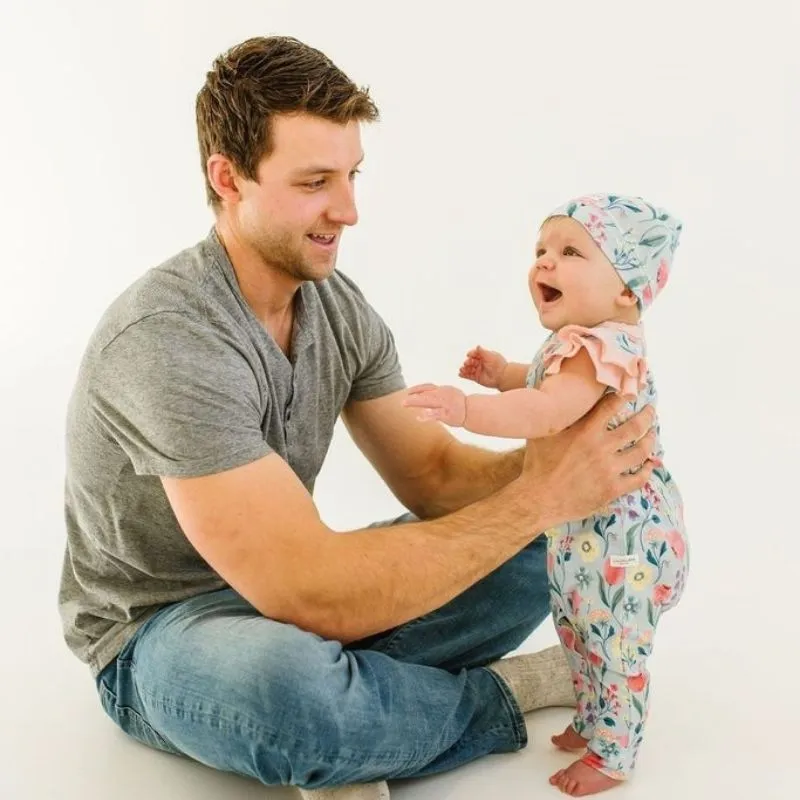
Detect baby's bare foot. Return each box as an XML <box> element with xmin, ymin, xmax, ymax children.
<box><xmin>549</xmin><ymin>758</ymin><xmax>621</xmax><ymax>796</ymax></box>
<box><xmin>551</xmin><ymin>725</ymin><xmax>589</xmax><ymax>752</ymax></box>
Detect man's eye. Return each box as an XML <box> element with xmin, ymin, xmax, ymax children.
<box><xmin>304</xmin><ymin>179</ymin><xmax>326</xmax><ymax>190</ymax></box>
<box><xmin>349</xmin><ymin>169</ymin><xmax>361</xmax><ymax>181</ymax></box>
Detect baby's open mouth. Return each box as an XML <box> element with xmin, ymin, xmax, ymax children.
<box><xmin>540</xmin><ymin>285</ymin><xmax>563</xmax><ymax>303</ymax></box>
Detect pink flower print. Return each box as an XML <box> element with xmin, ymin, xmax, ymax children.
<box><xmin>585</xmin><ymin>213</ymin><xmax>608</xmax><ymax>242</ymax></box>
<box><xmin>627</xmin><ymin>673</ymin><xmax>648</xmax><ymax>693</ymax></box>
<box><xmin>569</xmin><ymin>589</ymin><xmax>583</xmax><ymax>615</ymax></box>
<box><xmin>547</xmin><ymin>551</ymin><xmax>555</xmax><ymax>574</ymax></box>
<box><xmin>588</xmin><ymin>650</ymin><xmax>604</xmax><ymax>668</ymax></box>
<box><xmin>603</xmin><ymin>558</ymin><xmax>626</xmax><ymax>586</ymax></box>
<box><xmin>558</xmin><ymin>624</ymin><xmax>577</xmax><ymax>652</ymax></box>
<box><xmin>643</xmin><ymin>284</ymin><xmax>653</xmax><ymax>306</ymax></box>
<box><xmin>656</xmin><ymin>259</ymin><xmax>669</xmax><ymax>290</ymax></box>
<box><xmin>582</xmin><ymin>752</ymin><xmax>605</xmax><ymax>771</ymax></box>
<box><xmin>653</xmin><ymin>584</ymin><xmax>673</xmax><ymax>606</ymax></box>
<box><xmin>643</xmin><ymin>481</ymin><xmax>661</xmax><ymax>508</ymax></box>
<box><xmin>666</xmin><ymin>529</ymin><xmax>686</xmax><ymax>559</ymax></box>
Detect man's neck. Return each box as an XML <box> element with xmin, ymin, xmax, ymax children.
<box><xmin>215</xmin><ymin>222</ymin><xmax>300</xmax><ymax>350</ymax></box>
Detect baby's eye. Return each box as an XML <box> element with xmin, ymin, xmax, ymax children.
<box><xmin>563</xmin><ymin>246</ymin><xmax>581</xmax><ymax>256</ymax></box>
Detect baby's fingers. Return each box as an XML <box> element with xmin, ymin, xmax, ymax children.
<box><xmin>403</xmin><ymin>392</ymin><xmax>440</xmax><ymax>409</ymax></box>
<box><xmin>406</xmin><ymin>383</ymin><xmax>438</xmax><ymax>395</ymax></box>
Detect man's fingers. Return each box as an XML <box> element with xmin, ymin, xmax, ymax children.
<box><xmin>610</xmin><ymin>405</ymin><xmax>656</xmax><ymax>450</ymax></box>
<box><xmin>614</xmin><ymin>429</ymin><xmax>656</xmax><ymax>474</ymax></box>
<box><xmin>615</xmin><ymin>460</ymin><xmax>656</xmax><ymax>497</ymax></box>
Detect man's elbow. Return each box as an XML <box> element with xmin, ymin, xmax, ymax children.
<box><xmin>265</xmin><ymin>586</ymin><xmax>365</xmax><ymax>644</ymax></box>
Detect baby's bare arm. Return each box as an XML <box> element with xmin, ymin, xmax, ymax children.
<box><xmin>466</xmin><ymin>349</ymin><xmax>608</xmax><ymax>438</ymax></box>
<box><xmin>498</xmin><ymin>363</ymin><xmax>532</xmax><ymax>392</ymax></box>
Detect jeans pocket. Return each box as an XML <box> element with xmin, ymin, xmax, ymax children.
<box><xmin>98</xmin><ymin>669</ymin><xmax>181</xmax><ymax>756</ymax></box>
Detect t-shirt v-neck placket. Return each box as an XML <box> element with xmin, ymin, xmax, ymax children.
<box><xmin>282</xmin><ymin>290</ymin><xmax>315</xmax><ymax>441</ymax></box>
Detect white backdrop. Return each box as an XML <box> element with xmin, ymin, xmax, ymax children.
<box><xmin>1</xmin><ymin>1</ymin><xmax>798</xmax><ymax>798</ymax></box>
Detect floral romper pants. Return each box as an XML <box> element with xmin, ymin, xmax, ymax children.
<box><xmin>546</xmin><ymin>467</ymin><xmax>689</xmax><ymax>779</ymax></box>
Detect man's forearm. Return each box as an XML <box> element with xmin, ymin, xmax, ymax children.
<box><xmin>417</xmin><ymin>438</ymin><xmax>525</xmax><ymax>517</ymax></box>
<box><xmin>294</xmin><ymin>476</ymin><xmax>552</xmax><ymax>643</ymax></box>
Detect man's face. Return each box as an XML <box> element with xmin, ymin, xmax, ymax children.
<box><xmin>233</xmin><ymin>113</ymin><xmax>364</xmax><ymax>282</ymax></box>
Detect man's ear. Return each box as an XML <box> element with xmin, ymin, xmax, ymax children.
<box><xmin>207</xmin><ymin>154</ymin><xmax>243</xmax><ymax>206</ymax></box>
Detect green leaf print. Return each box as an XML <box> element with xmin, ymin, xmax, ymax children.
<box><xmin>603</xmin><ymin>717</ymin><xmax>616</xmax><ymax>727</ymax></box>
<box><xmin>599</xmin><ymin>579</ymin><xmax>610</xmax><ymax>608</ymax></box>
<box><xmin>625</xmin><ymin>276</ymin><xmax>648</xmax><ymax>288</ymax></box>
<box><xmin>633</xmin><ymin>695</ymin><xmax>644</xmax><ymax>718</ymax></box>
<box><xmin>611</xmin><ymin>587</ymin><xmax>625</xmax><ymax>611</ymax></box>
<box><xmin>647</xmin><ymin>600</ymin><xmax>655</xmax><ymax>627</ymax></box>
<box><xmin>640</xmin><ymin>234</ymin><xmax>667</xmax><ymax>247</ymax></box>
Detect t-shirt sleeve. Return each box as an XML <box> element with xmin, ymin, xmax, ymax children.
<box><xmin>347</xmin><ymin>302</ymin><xmax>406</xmax><ymax>402</ymax></box>
<box><xmin>542</xmin><ymin>323</ymin><xmax>647</xmax><ymax>399</ymax></box>
<box><xmin>88</xmin><ymin>312</ymin><xmax>272</xmax><ymax>477</ymax></box>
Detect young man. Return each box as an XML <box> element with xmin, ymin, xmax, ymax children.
<box><xmin>59</xmin><ymin>36</ymin><xmax>656</xmax><ymax>799</ymax></box>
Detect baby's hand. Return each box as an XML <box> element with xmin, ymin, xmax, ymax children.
<box><xmin>403</xmin><ymin>383</ymin><xmax>467</xmax><ymax>427</ymax></box>
<box><xmin>459</xmin><ymin>346</ymin><xmax>507</xmax><ymax>389</ymax></box>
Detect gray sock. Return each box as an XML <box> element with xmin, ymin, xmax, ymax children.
<box><xmin>487</xmin><ymin>645</ymin><xmax>576</xmax><ymax>713</ymax></box>
<box><xmin>297</xmin><ymin>781</ymin><xmax>390</xmax><ymax>799</ymax></box>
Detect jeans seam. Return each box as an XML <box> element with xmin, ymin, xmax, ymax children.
<box><xmin>374</xmin><ymin>611</ymin><xmax>436</xmax><ymax>657</ymax></box>
<box><xmin>99</xmin><ymin>677</ymin><xmax>180</xmax><ymax>754</ymax></box>
<box><xmin>481</xmin><ymin>666</ymin><xmax>527</xmax><ymax>749</ymax></box>
<box><xmin>135</xmin><ymin>679</ymin><xmax>432</xmax><ymax>768</ymax></box>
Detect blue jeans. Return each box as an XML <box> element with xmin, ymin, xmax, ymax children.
<box><xmin>96</xmin><ymin>515</ymin><xmax>549</xmax><ymax>789</ymax></box>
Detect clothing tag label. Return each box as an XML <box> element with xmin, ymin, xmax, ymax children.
<box><xmin>610</xmin><ymin>554</ymin><xmax>639</xmax><ymax>568</ymax></box>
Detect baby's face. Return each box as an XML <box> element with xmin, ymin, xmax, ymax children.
<box><xmin>528</xmin><ymin>217</ymin><xmax>637</xmax><ymax>331</ymax></box>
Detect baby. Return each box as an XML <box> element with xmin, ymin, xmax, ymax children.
<box><xmin>404</xmin><ymin>194</ymin><xmax>689</xmax><ymax>796</ymax></box>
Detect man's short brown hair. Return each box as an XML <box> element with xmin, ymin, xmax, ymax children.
<box><xmin>196</xmin><ymin>36</ymin><xmax>379</xmax><ymax>208</ymax></box>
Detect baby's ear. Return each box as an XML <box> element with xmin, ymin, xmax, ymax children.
<box><xmin>616</xmin><ymin>286</ymin><xmax>638</xmax><ymax>308</ymax></box>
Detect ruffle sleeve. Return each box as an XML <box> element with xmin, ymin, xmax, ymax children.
<box><xmin>542</xmin><ymin>323</ymin><xmax>647</xmax><ymax>398</ymax></box>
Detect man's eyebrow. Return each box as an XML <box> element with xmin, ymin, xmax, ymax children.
<box><xmin>292</xmin><ymin>155</ymin><xmax>365</xmax><ymax>177</ymax></box>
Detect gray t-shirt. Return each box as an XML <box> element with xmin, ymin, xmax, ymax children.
<box><xmin>59</xmin><ymin>229</ymin><xmax>406</xmax><ymax>676</ymax></box>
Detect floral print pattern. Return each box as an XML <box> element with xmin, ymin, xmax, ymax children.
<box><xmin>532</xmin><ymin>322</ymin><xmax>690</xmax><ymax>779</ymax></box>
<box><xmin>544</xmin><ymin>193</ymin><xmax>683</xmax><ymax>311</ymax></box>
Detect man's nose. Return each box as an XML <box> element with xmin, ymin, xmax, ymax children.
<box><xmin>328</xmin><ymin>184</ymin><xmax>358</xmax><ymax>226</ymax></box>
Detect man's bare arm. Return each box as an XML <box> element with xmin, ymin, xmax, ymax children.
<box><xmin>343</xmin><ymin>390</ymin><xmax>525</xmax><ymax>518</ymax></box>
<box><xmin>163</xmin><ymin>393</ymin><xmax>657</xmax><ymax>644</ymax></box>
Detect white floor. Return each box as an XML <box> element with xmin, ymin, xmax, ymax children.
<box><xmin>2</xmin><ymin>539</ymin><xmax>794</xmax><ymax>800</ymax></box>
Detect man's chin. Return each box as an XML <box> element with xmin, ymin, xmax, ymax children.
<box><xmin>303</xmin><ymin>254</ymin><xmax>338</xmax><ymax>282</ymax></box>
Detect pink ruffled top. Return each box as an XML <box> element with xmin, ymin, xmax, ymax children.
<box><xmin>527</xmin><ymin>321</ymin><xmax>648</xmax><ymax>400</ymax></box>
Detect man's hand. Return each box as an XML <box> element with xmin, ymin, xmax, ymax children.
<box><xmin>459</xmin><ymin>345</ymin><xmax>508</xmax><ymax>389</ymax></box>
<box><xmin>519</xmin><ymin>393</ymin><xmax>657</xmax><ymax>524</ymax></box>
<box><xmin>403</xmin><ymin>383</ymin><xmax>467</xmax><ymax>427</ymax></box>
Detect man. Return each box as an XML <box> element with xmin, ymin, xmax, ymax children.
<box><xmin>59</xmin><ymin>36</ymin><xmax>656</xmax><ymax>799</ymax></box>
